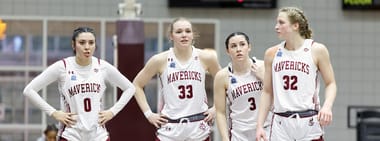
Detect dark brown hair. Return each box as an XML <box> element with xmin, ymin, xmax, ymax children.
<box><xmin>71</xmin><ymin>27</ymin><xmax>96</xmax><ymax>54</ymax></box>
<box><xmin>225</xmin><ymin>32</ymin><xmax>251</xmax><ymax>49</ymax></box>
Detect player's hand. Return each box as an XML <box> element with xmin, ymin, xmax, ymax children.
<box><xmin>318</xmin><ymin>107</ymin><xmax>332</xmax><ymax>126</ymax></box>
<box><xmin>51</xmin><ymin>110</ymin><xmax>76</xmax><ymax>127</ymax></box>
<box><xmin>256</xmin><ymin>127</ymin><xmax>268</xmax><ymax>141</ymax></box>
<box><xmin>147</xmin><ymin>113</ymin><xmax>168</xmax><ymax>128</ymax></box>
<box><xmin>251</xmin><ymin>63</ymin><xmax>264</xmax><ymax>81</ymax></box>
<box><xmin>203</xmin><ymin>107</ymin><xmax>215</xmax><ymax>123</ymax></box>
<box><xmin>98</xmin><ymin>110</ymin><xmax>114</xmax><ymax>126</ymax></box>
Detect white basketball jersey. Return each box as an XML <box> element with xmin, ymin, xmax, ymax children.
<box><xmin>58</xmin><ymin>57</ymin><xmax>106</xmax><ymax>131</ymax></box>
<box><xmin>272</xmin><ymin>39</ymin><xmax>320</xmax><ymax>113</ymax></box>
<box><xmin>159</xmin><ymin>47</ymin><xmax>208</xmax><ymax>119</ymax></box>
<box><xmin>226</xmin><ymin>58</ymin><xmax>271</xmax><ymax>140</ymax></box>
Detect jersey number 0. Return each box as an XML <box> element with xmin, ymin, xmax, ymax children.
<box><xmin>84</xmin><ymin>98</ymin><xmax>91</xmax><ymax>112</ymax></box>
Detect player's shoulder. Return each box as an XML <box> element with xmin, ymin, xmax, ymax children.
<box><xmin>215</xmin><ymin>67</ymin><xmax>229</xmax><ymax>85</ymax></box>
<box><xmin>264</xmin><ymin>44</ymin><xmax>281</xmax><ymax>58</ymax></box>
<box><xmin>96</xmin><ymin>58</ymin><xmax>113</xmax><ymax>67</ymax></box>
<box><xmin>198</xmin><ymin>48</ymin><xmax>217</xmax><ymax>54</ymax></box>
<box><xmin>197</xmin><ymin>48</ymin><xmax>218</xmax><ymax>62</ymax></box>
<box><xmin>215</xmin><ymin>67</ymin><xmax>229</xmax><ymax>78</ymax></box>
<box><xmin>311</xmin><ymin>41</ymin><xmax>330</xmax><ymax>59</ymax></box>
<box><xmin>149</xmin><ymin>51</ymin><xmax>169</xmax><ymax>64</ymax></box>
<box><xmin>53</xmin><ymin>56</ymin><xmax>74</xmax><ymax>70</ymax></box>
<box><xmin>311</xmin><ymin>41</ymin><xmax>328</xmax><ymax>51</ymax></box>
<box><xmin>266</xmin><ymin>44</ymin><xmax>281</xmax><ymax>53</ymax></box>
<box><xmin>142</xmin><ymin>51</ymin><xmax>170</xmax><ymax>71</ymax></box>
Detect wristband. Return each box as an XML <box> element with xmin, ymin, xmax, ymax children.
<box><xmin>144</xmin><ymin>110</ymin><xmax>153</xmax><ymax>118</ymax></box>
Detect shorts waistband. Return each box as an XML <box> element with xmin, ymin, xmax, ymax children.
<box><xmin>167</xmin><ymin>112</ymin><xmax>205</xmax><ymax>123</ymax></box>
<box><xmin>275</xmin><ymin>110</ymin><xmax>318</xmax><ymax>118</ymax></box>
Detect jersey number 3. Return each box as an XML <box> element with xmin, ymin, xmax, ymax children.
<box><xmin>248</xmin><ymin>97</ymin><xmax>256</xmax><ymax>111</ymax></box>
<box><xmin>283</xmin><ymin>75</ymin><xmax>298</xmax><ymax>90</ymax></box>
<box><xmin>178</xmin><ymin>85</ymin><xmax>193</xmax><ymax>99</ymax></box>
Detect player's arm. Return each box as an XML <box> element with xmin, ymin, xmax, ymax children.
<box><xmin>312</xmin><ymin>43</ymin><xmax>337</xmax><ymax>126</ymax></box>
<box><xmin>133</xmin><ymin>53</ymin><xmax>168</xmax><ymax>128</ymax></box>
<box><xmin>23</xmin><ymin>61</ymin><xmax>76</xmax><ymax>126</ymax></box>
<box><xmin>100</xmin><ymin>60</ymin><xmax>137</xmax><ymax>125</ymax></box>
<box><xmin>214</xmin><ymin>68</ymin><xmax>229</xmax><ymax>141</ymax></box>
<box><xmin>199</xmin><ymin>48</ymin><xmax>221</xmax><ymax>121</ymax></box>
<box><xmin>23</xmin><ymin>62</ymin><xmax>60</xmax><ymax>115</ymax></box>
<box><xmin>200</xmin><ymin>48</ymin><xmax>221</xmax><ymax>78</ymax></box>
<box><xmin>256</xmin><ymin>46</ymin><xmax>277</xmax><ymax>141</ymax></box>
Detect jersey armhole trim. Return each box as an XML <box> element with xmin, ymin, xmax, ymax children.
<box><xmin>251</xmin><ymin>57</ymin><xmax>256</xmax><ymax>63</ymax></box>
<box><xmin>62</xmin><ymin>59</ymin><xmax>66</xmax><ymax>69</ymax></box>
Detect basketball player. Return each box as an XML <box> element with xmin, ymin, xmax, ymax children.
<box><xmin>133</xmin><ymin>17</ymin><xmax>221</xmax><ymax>141</ymax></box>
<box><xmin>214</xmin><ymin>32</ymin><xmax>271</xmax><ymax>141</ymax></box>
<box><xmin>256</xmin><ymin>7</ymin><xmax>337</xmax><ymax>141</ymax></box>
<box><xmin>23</xmin><ymin>27</ymin><xmax>136</xmax><ymax>141</ymax></box>
<box><xmin>37</xmin><ymin>124</ymin><xmax>58</xmax><ymax>141</ymax></box>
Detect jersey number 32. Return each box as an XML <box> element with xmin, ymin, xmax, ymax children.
<box><xmin>283</xmin><ymin>75</ymin><xmax>298</xmax><ymax>90</ymax></box>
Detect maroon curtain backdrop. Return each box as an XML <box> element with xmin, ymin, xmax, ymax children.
<box><xmin>106</xmin><ymin>20</ymin><xmax>156</xmax><ymax>141</ymax></box>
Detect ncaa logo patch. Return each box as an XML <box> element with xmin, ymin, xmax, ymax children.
<box><xmin>71</xmin><ymin>75</ymin><xmax>76</xmax><ymax>81</ymax></box>
<box><xmin>276</xmin><ymin>50</ymin><xmax>282</xmax><ymax>57</ymax></box>
<box><xmin>170</xmin><ymin>62</ymin><xmax>176</xmax><ymax>68</ymax></box>
<box><xmin>230</xmin><ymin>77</ymin><xmax>237</xmax><ymax>84</ymax></box>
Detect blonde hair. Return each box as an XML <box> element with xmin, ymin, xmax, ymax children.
<box><xmin>279</xmin><ymin>7</ymin><xmax>312</xmax><ymax>39</ymax></box>
<box><xmin>167</xmin><ymin>17</ymin><xmax>199</xmax><ymax>45</ymax></box>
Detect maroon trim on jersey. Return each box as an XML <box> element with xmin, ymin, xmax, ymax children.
<box><xmin>229</xmin><ymin>131</ymin><xmax>232</xmax><ymax>141</ymax></box>
<box><xmin>312</xmin><ymin>136</ymin><xmax>324</xmax><ymax>141</ymax></box>
<box><xmin>62</xmin><ymin>59</ymin><xmax>67</xmax><ymax>69</ymax></box>
<box><xmin>59</xmin><ymin>136</ymin><xmax>68</xmax><ymax>141</ymax></box>
<box><xmin>63</xmin><ymin>96</ymin><xmax>71</xmax><ymax>113</ymax></box>
<box><xmin>313</xmin><ymin>70</ymin><xmax>320</xmax><ymax>111</ymax></box>
<box><xmin>58</xmin><ymin>124</ymin><xmax>67</xmax><ymax>139</ymax></box>
<box><xmin>228</xmin><ymin>103</ymin><xmax>233</xmax><ymax>140</ymax></box>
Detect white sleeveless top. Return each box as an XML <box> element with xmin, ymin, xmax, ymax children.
<box><xmin>59</xmin><ymin>56</ymin><xmax>106</xmax><ymax>131</ymax></box>
<box><xmin>226</xmin><ymin>58</ymin><xmax>270</xmax><ymax>131</ymax></box>
<box><xmin>272</xmin><ymin>39</ymin><xmax>321</xmax><ymax>113</ymax></box>
<box><xmin>159</xmin><ymin>47</ymin><xmax>208</xmax><ymax>119</ymax></box>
